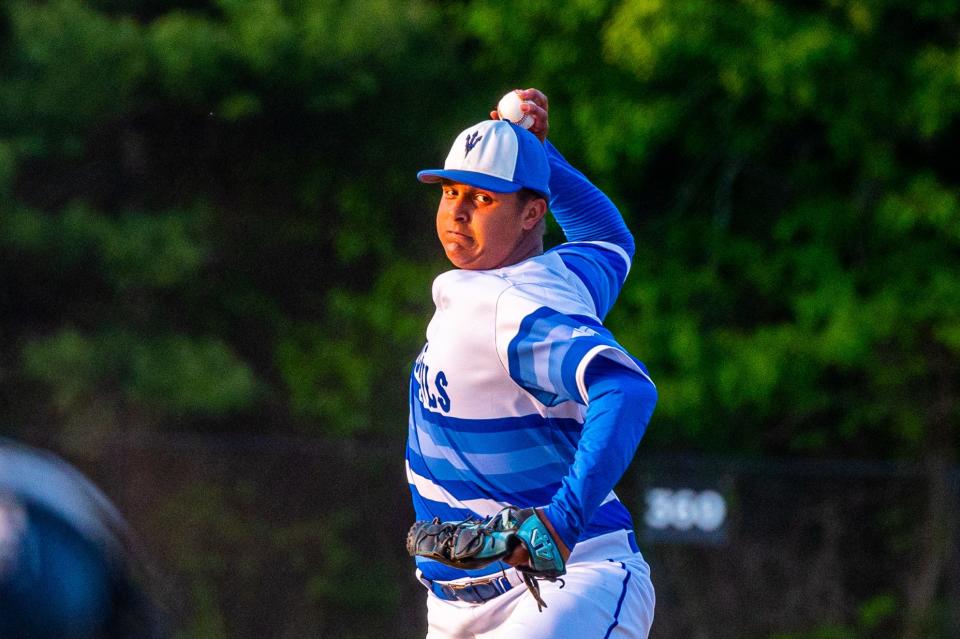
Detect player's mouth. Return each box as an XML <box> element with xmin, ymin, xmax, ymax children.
<box><xmin>442</xmin><ymin>230</ymin><xmax>474</xmax><ymax>256</ymax></box>
<box><xmin>444</xmin><ymin>230</ymin><xmax>473</xmax><ymax>243</ymax></box>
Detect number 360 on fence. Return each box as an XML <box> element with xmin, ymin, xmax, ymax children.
<box><xmin>642</xmin><ymin>487</ymin><xmax>729</xmax><ymax>545</ymax></box>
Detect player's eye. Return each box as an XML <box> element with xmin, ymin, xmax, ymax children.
<box><xmin>475</xmin><ymin>193</ymin><xmax>493</xmax><ymax>204</ymax></box>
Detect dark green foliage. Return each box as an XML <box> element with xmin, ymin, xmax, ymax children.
<box><xmin>5</xmin><ymin>0</ymin><xmax>956</xmax><ymax>453</ymax></box>
<box><xmin>2</xmin><ymin>0</ymin><xmax>957</xmax><ymax>456</ymax></box>
<box><xmin>1</xmin><ymin>1</ymin><xmax>958</xmax><ymax>635</ymax></box>
<box><xmin>453</xmin><ymin>0</ymin><xmax>960</xmax><ymax>458</ymax></box>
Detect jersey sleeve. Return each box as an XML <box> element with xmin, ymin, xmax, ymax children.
<box><xmin>545</xmin><ymin>141</ymin><xmax>635</xmax><ymax>256</ymax></box>
<box><xmin>495</xmin><ymin>289</ymin><xmax>652</xmax><ymax>407</ymax></box>
<box><xmin>544</xmin><ymin>141</ymin><xmax>635</xmax><ymax>319</ymax></box>
<box><xmin>550</xmin><ymin>241</ymin><xmax>631</xmax><ymax>320</ymax></box>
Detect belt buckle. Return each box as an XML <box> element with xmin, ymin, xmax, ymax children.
<box><xmin>441</xmin><ymin>573</ymin><xmax>510</xmax><ymax>603</ymax></box>
<box><xmin>448</xmin><ymin>575</ymin><xmax>495</xmax><ymax>591</ymax></box>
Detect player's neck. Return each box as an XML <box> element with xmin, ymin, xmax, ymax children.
<box><xmin>494</xmin><ymin>230</ymin><xmax>544</xmax><ymax>269</ymax></box>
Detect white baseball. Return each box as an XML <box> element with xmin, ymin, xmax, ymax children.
<box><xmin>497</xmin><ymin>91</ymin><xmax>534</xmax><ymax>130</ymax></box>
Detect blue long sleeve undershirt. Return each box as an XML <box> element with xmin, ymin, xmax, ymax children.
<box><xmin>545</xmin><ymin>141</ymin><xmax>635</xmax><ymax>258</ymax></box>
<box><xmin>536</xmin><ymin>140</ymin><xmax>649</xmax><ymax>551</ymax></box>
<box><xmin>541</xmin><ymin>357</ymin><xmax>657</xmax><ymax>552</ymax></box>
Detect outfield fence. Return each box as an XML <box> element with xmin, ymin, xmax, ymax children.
<box><xmin>60</xmin><ymin>434</ymin><xmax>959</xmax><ymax>639</ymax></box>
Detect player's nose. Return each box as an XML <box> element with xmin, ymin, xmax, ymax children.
<box><xmin>449</xmin><ymin>197</ymin><xmax>472</xmax><ymax>222</ymax></box>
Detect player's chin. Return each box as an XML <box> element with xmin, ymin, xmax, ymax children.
<box><xmin>444</xmin><ymin>248</ymin><xmax>483</xmax><ymax>270</ymax></box>
<box><xmin>447</xmin><ymin>257</ymin><xmax>482</xmax><ymax>270</ymax></box>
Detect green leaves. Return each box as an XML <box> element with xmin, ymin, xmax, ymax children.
<box><xmin>0</xmin><ymin>0</ymin><xmax>146</xmax><ymax>153</ymax></box>
<box><xmin>23</xmin><ymin>329</ymin><xmax>258</xmax><ymax>416</ymax></box>
<box><xmin>275</xmin><ymin>261</ymin><xmax>434</xmax><ymax>434</ymax></box>
<box><xmin>879</xmin><ymin>174</ymin><xmax>960</xmax><ymax>243</ymax></box>
<box><xmin>0</xmin><ymin>2</ymin><xmax>956</xmax><ymax>634</ymax></box>
<box><xmin>3</xmin><ymin>204</ymin><xmax>207</xmax><ymax>289</ymax></box>
<box><xmin>148</xmin><ymin>11</ymin><xmax>237</xmax><ymax>104</ymax></box>
<box><xmin>1</xmin><ymin>0</ymin><xmax>958</xmax><ymax>455</ymax></box>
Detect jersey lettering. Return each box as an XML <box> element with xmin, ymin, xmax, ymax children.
<box><xmin>413</xmin><ymin>344</ymin><xmax>451</xmax><ymax>413</ymax></box>
<box><xmin>435</xmin><ymin>371</ymin><xmax>451</xmax><ymax>412</ymax></box>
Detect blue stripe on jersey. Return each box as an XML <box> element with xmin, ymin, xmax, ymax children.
<box><xmin>559</xmin><ymin>338</ymin><xmax>609</xmax><ymax>401</ymax></box>
<box><xmin>413</xmin><ymin>443</ymin><xmax>570</xmax><ymax>480</ymax></box>
<box><xmin>417</xmin><ymin>437</ymin><xmax>566</xmax><ymax>475</ymax></box>
<box><xmin>411</xmin><ymin>396</ymin><xmax>583</xmax><ymax>435</ymax></box>
<box><xmin>415</xmin><ymin>419</ymin><xmax>578</xmax><ymax>456</ymax></box>
<box><xmin>569</xmin><ymin>314</ymin><xmax>603</xmax><ymax>328</ymax></box>
<box><xmin>560</xmin><ymin>257</ymin><xmax>603</xmax><ymax>315</ymax></box>
<box><xmin>413</xmin><ymin>477</ymin><xmax>559</xmax><ymax>508</ymax></box>
<box><xmin>506</xmin><ymin>307</ymin><xmax>562</xmax><ymax>405</ymax></box>
<box><xmin>408</xmin><ymin>487</ymin><xmax>474</xmax><ymax>522</ymax></box>
<box><xmin>507</xmin><ymin>306</ymin><xmax>631</xmax><ymax>405</ymax></box>
<box><xmin>408</xmin><ymin>425</ymin><xmax>575</xmax><ymax>480</ymax></box>
<box><xmin>408</xmin><ymin>448</ymin><xmax>569</xmax><ymax>494</ymax></box>
<box><xmin>409</xmin><ymin>441</ymin><xmax>565</xmax><ymax>500</ymax></box>
<box><xmin>551</xmin><ymin>243</ymin><xmax>630</xmax><ymax>320</ymax></box>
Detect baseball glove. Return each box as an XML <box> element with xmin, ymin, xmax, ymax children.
<box><xmin>406</xmin><ymin>507</ymin><xmax>566</xmax><ymax>611</ymax></box>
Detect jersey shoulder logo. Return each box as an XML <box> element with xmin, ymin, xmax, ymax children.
<box><xmin>571</xmin><ymin>325</ymin><xmax>599</xmax><ymax>338</ymax></box>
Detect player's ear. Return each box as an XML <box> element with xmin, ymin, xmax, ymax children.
<box><xmin>521</xmin><ymin>197</ymin><xmax>547</xmax><ymax>231</ymax></box>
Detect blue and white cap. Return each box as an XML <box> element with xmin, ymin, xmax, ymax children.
<box><xmin>417</xmin><ymin>120</ymin><xmax>550</xmax><ymax>199</ymax></box>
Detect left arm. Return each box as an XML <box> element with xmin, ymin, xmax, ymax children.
<box><xmin>504</xmin><ymin>354</ymin><xmax>656</xmax><ymax>566</ymax></box>
<box><xmin>541</xmin><ymin>356</ymin><xmax>657</xmax><ymax>552</ymax></box>
<box><xmin>497</xmin><ymin>296</ymin><xmax>657</xmax><ymax>556</ymax></box>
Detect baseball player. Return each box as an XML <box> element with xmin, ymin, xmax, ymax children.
<box><xmin>405</xmin><ymin>89</ymin><xmax>657</xmax><ymax>638</ymax></box>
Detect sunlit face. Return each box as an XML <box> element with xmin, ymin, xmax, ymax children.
<box><xmin>435</xmin><ymin>180</ymin><xmax>544</xmax><ymax>270</ymax></box>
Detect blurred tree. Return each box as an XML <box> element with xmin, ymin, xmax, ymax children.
<box><xmin>1</xmin><ymin>0</ymin><xmax>959</xmax><ymax>634</ymax></box>
<box><xmin>1</xmin><ymin>0</ymin><xmax>463</xmax><ymax>441</ymax></box>
<box><xmin>453</xmin><ymin>0</ymin><xmax>960</xmax><ymax>460</ymax></box>
<box><xmin>453</xmin><ymin>3</ymin><xmax>960</xmax><ymax>633</ymax></box>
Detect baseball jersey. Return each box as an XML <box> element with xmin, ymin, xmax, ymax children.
<box><xmin>407</xmin><ymin>240</ymin><xmax>653</xmax><ymax>582</ymax></box>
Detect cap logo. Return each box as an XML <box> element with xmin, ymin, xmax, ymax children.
<box><xmin>464</xmin><ymin>131</ymin><xmax>482</xmax><ymax>157</ymax></box>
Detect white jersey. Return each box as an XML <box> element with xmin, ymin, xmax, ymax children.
<box><xmin>406</xmin><ymin>241</ymin><xmax>650</xmax><ymax>582</ymax></box>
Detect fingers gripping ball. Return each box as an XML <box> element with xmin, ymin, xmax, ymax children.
<box><xmin>406</xmin><ymin>507</ymin><xmax>566</xmax><ymax>611</ymax></box>
<box><xmin>497</xmin><ymin>91</ymin><xmax>534</xmax><ymax>130</ymax></box>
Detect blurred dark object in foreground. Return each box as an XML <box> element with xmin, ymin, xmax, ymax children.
<box><xmin>0</xmin><ymin>439</ymin><xmax>168</xmax><ymax>639</ymax></box>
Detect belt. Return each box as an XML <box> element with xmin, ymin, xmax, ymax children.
<box><xmin>425</xmin><ymin>573</ymin><xmax>515</xmax><ymax>604</ymax></box>
<box><xmin>421</xmin><ymin>530</ymin><xmax>641</xmax><ymax>604</ymax></box>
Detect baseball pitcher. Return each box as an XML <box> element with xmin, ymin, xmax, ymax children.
<box><xmin>405</xmin><ymin>89</ymin><xmax>657</xmax><ymax>638</ymax></box>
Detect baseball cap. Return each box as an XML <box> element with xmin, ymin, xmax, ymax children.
<box><xmin>417</xmin><ymin>120</ymin><xmax>551</xmax><ymax>199</ymax></box>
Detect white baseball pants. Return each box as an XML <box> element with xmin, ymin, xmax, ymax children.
<box><xmin>424</xmin><ymin>531</ymin><xmax>655</xmax><ymax>639</ymax></box>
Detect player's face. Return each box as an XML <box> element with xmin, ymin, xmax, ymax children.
<box><xmin>436</xmin><ymin>181</ymin><xmax>542</xmax><ymax>270</ymax></box>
